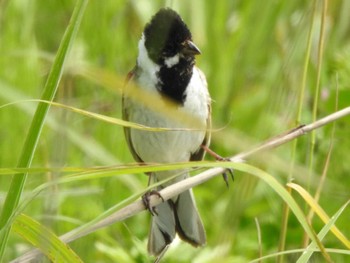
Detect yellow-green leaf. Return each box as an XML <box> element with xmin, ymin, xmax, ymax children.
<box><xmin>13</xmin><ymin>214</ymin><xmax>82</xmax><ymax>263</ymax></box>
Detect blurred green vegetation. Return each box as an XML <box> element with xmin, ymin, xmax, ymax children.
<box><xmin>1</xmin><ymin>0</ymin><xmax>349</xmax><ymax>262</ymax></box>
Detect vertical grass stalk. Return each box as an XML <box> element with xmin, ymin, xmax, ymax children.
<box><xmin>277</xmin><ymin>1</ymin><xmax>317</xmax><ymax>262</ymax></box>
<box><xmin>0</xmin><ymin>0</ymin><xmax>88</xmax><ymax>260</ymax></box>
<box><xmin>303</xmin><ymin>0</ymin><xmax>328</xmax><ymax>247</ymax></box>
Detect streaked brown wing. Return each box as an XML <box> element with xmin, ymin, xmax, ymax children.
<box><xmin>122</xmin><ymin>66</ymin><xmax>144</xmax><ymax>164</ymax></box>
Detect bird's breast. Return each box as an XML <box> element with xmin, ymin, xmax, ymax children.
<box><xmin>127</xmin><ymin>67</ymin><xmax>210</xmax><ymax>163</ymax></box>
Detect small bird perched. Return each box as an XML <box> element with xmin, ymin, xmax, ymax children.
<box><xmin>122</xmin><ymin>8</ymin><xmax>211</xmax><ymax>255</ymax></box>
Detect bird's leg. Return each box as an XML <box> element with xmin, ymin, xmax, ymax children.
<box><xmin>142</xmin><ymin>190</ymin><xmax>164</xmax><ymax>216</ymax></box>
<box><xmin>201</xmin><ymin>145</ymin><xmax>234</xmax><ymax>188</ymax></box>
<box><xmin>142</xmin><ymin>175</ymin><xmax>165</xmax><ymax>216</ymax></box>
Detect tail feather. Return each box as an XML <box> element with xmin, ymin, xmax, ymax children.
<box><xmin>148</xmin><ymin>201</ymin><xmax>176</xmax><ymax>255</ymax></box>
<box><xmin>147</xmin><ymin>189</ymin><xmax>206</xmax><ymax>256</ymax></box>
<box><xmin>174</xmin><ymin>189</ymin><xmax>206</xmax><ymax>246</ymax></box>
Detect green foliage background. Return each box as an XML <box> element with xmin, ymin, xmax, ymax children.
<box><xmin>1</xmin><ymin>0</ymin><xmax>349</xmax><ymax>262</ymax></box>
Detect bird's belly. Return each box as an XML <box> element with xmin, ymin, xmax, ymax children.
<box><xmin>129</xmin><ymin>105</ymin><xmax>205</xmax><ymax>163</ymax></box>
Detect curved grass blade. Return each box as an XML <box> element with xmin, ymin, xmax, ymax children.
<box><xmin>250</xmin><ymin>248</ymin><xmax>350</xmax><ymax>262</ymax></box>
<box><xmin>288</xmin><ymin>183</ymin><xmax>350</xmax><ymax>249</ymax></box>
<box><xmin>13</xmin><ymin>214</ymin><xmax>83</xmax><ymax>263</ymax></box>
<box><xmin>0</xmin><ymin>0</ymin><xmax>88</xmax><ymax>260</ymax></box>
<box><xmin>12</xmin><ymin>162</ymin><xmax>331</xmax><ymax>262</ymax></box>
<box><xmin>297</xmin><ymin>200</ymin><xmax>350</xmax><ymax>262</ymax></box>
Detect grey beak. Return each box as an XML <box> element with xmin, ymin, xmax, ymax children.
<box><xmin>182</xmin><ymin>40</ymin><xmax>201</xmax><ymax>56</ymax></box>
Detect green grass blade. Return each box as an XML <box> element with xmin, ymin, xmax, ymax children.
<box><xmin>13</xmin><ymin>214</ymin><xmax>83</xmax><ymax>263</ymax></box>
<box><xmin>234</xmin><ymin>163</ymin><xmax>328</xmax><ymax>260</ymax></box>
<box><xmin>251</xmin><ymin>248</ymin><xmax>350</xmax><ymax>262</ymax></box>
<box><xmin>297</xmin><ymin>200</ymin><xmax>350</xmax><ymax>262</ymax></box>
<box><xmin>0</xmin><ymin>0</ymin><xmax>88</xmax><ymax>260</ymax></box>
<box><xmin>0</xmin><ymin>82</ymin><xmax>119</xmax><ymax>165</ymax></box>
<box><xmin>9</xmin><ymin>162</ymin><xmax>334</xmax><ymax>262</ymax></box>
<box><xmin>288</xmin><ymin>183</ymin><xmax>350</xmax><ymax>248</ymax></box>
<box><xmin>279</xmin><ymin>2</ymin><xmax>317</xmax><ymax>261</ymax></box>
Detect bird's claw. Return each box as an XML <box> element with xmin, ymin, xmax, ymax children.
<box><xmin>201</xmin><ymin>145</ymin><xmax>235</xmax><ymax>188</ymax></box>
<box><xmin>142</xmin><ymin>190</ymin><xmax>164</xmax><ymax>216</ymax></box>
<box><xmin>222</xmin><ymin>168</ymin><xmax>234</xmax><ymax>188</ymax></box>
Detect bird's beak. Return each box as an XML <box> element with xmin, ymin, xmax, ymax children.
<box><xmin>181</xmin><ymin>40</ymin><xmax>201</xmax><ymax>56</ymax></box>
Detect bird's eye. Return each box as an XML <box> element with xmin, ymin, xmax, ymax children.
<box><xmin>161</xmin><ymin>50</ymin><xmax>173</xmax><ymax>58</ymax></box>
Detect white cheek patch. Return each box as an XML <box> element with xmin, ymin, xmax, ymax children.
<box><xmin>164</xmin><ymin>54</ymin><xmax>180</xmax><ymax>68</ymax></box>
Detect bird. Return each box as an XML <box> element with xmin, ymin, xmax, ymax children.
<box><xmin>122</xmin><ymin>8</ymin><xmax>211</xmax><ymax>256</ymax></box>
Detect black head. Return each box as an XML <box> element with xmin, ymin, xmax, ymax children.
<box><xmin>143</xmin><ymin>8</ymin><xmax>200</xmax><ymax>65</ymax></box>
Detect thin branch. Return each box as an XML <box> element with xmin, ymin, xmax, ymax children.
<box><xmin>233</xmin><ymin>106</ymin><xmax>350</xmax><ymax>161</ymax></box>
<box><xmin>12</xmin><ymin>106</ymin><xmax>350</xmax><ymax>263</ymax></box>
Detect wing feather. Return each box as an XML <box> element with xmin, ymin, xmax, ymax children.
<box><xmin>122</xmin><ymin>67</ymin><xmax>144</xmax><ymax>163</ymax></box>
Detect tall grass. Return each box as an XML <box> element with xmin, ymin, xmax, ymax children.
<box><xmin>0</xmin><ymin>0</ymin><xmax>349</xmax><ymax>262</ymax></box>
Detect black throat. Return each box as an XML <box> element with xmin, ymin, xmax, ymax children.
<box><xmin>157</xmin><ymin>57</ymin><xmax>194</xmax><ymax>105</ymax></box>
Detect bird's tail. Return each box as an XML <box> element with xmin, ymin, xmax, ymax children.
<box><xmin>147</xmin><ymin>187</ymin><xmax>206</xmax><ymax>256</ymax></box>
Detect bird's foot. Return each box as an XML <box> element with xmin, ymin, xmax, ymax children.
<box><xmin>142</xmin><ymin>190</ymin><xmax>164</xmax><ymax>216</ymax></box>
<box><xmin>201</xmin><ymin>145</ymin><xmax>234</xmax><ymax>188</ymax></box>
